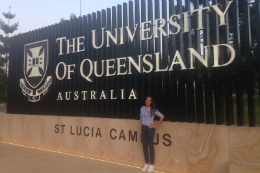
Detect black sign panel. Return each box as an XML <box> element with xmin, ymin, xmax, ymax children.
<box><xmin>7</xmin><ymin>0</ymin><xmax>259</xmax><ymax>127</ymax></box>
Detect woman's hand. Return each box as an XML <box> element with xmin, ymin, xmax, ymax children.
<box><xmin>149</xmin><ymin>124</ymin><xmax>157</xmax><ymax>128</ymax></box>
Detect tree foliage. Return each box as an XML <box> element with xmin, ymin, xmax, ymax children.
<box><xmin>2</xmin><ymin>12</ymin><xmax>16</xmax><ymax>19</ymax></box>
<box><xmin>0</xmin><ymin>11</ymin><xmax>18</xmax><ymax>35</ymax></box>
<box><xmin>0</xmin><ymin>20</ymin><xmax>18</xmax><ymax>34</ymax></box>
<box><xmin>60</xmin><ymin>13</ymin><xmax>77</xmax><ymax>23</ymax></box>
<box><xmin>0</xmin><ymin>8</ymin><xmax>18</xmax><ymax>103</ymax></box>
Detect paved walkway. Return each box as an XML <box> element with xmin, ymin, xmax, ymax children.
<box><xmin>0</xmin><ymin>141</ymin><xmax>148</xmax><ymax>173</ymax></box>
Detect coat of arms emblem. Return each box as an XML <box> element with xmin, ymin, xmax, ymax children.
<box><xmin>20</xmin><ymin>40</ymin><xmax>52</xmax><ymax>102</ymax></box>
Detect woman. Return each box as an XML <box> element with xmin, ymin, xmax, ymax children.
<box><xmin>140</xmin><ymin>96</ymin><xmax>165</xmax><ymax>172</ymax></box>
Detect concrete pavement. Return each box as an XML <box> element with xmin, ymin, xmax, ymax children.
<box><xmin>0</xmin><ymin>141</ymin><xmax>150</xmax><ymax>173</ymax></box>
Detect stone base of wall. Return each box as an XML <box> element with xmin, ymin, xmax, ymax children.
<box><xmin>230</xmin><ymin>162</ymin><xmax>260</xmax><ymax>173</ymax></box>
<box><xmin>0</xmin><ymin>113</ymin><xmax>260</xmax><ymax>173</ymax></box>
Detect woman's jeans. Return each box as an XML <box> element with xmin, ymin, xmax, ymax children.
<box><xmin>141</xmin><ymin>124</ymin><xmax>155</xmax><ymax>164</ymax></box>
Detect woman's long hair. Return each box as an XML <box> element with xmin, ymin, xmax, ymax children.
<box><xmin>146</xmin><ymin>95</ymin><xmax>157</xmax><ymax>117</ymax></box>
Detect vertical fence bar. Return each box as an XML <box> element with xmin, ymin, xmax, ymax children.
<box><xmin>135</xmin><ymin>0</ymin><xmax>141</xmax><ymax>120</ymax></box>
<box><xmin>61</xmin><ymin>22</ymin><xmax>67</xmax><ymax>116</ymax></box>
<box><xmin>39</xmin><ymin>28</ymin><xmax>44</xmax><ymax>115</ymax></box>
<box><xmin>147</xmin><ymin>0</ymin><xmax>154</xmax><ymax>115</ymax></box>
<box><xmin>76</xmin><ymin>17</ymin><xmax>82</xmax><ymax>116</ymax></box>
<box><xmin>193</xmin><ymin>0</ymin><xmax>204</xmax><ymax>123</ymax></box>
<box><xmin>101</xmin><ymin>10</ymin><xmax>106</xmax><ymax>118</ymax></box>
<box><xmin>57</xmin><ymin>23</ymin><xmax>61</xmax><ymax>116</ymax></box>
<box><xmin>96</xmin><ymin>11</ymin><xmax>102</xmax><ymax>117</ymax></box>
<box><xmin>203</xmin><ymin>0</ymin><xmax>214</xmax><ymax>124</ymax></box>
<box><xmin>16</xmin><ymin>34</ymin><xmax>22</xmax><ymax>114</ymax></box>
<box><xmin>63</xmin><ymin>24</ymin><xmax>69</xmax><ymax>116</ymax></box>
<box><xmin>90</xmin><ymin>13</ymin><xmax>96</xmax><ymax>117</ymax></box>
<box><xmin>154</xmin><ymin>0</ymin><xmax>163</xmax><ymax>118</ymax></box>
<box><xmin>48</xmin><ymin>25</ymin><xmax>55</xmax><ymax>115</ymax></box>
<box><xmin>141</xmin><ymin>0</ymin><xmax>147</xmax><ymax>118</ymax></box>
<box><xmin>21</xmin><ymin>32</ymin><xmax>27</xmax><ymax>114</ymax></box>
<box><xmin>233</xmin><ymin>0</ymin><xmax>244</xmax><ymax>126</ymax></box>
<box><xmin>185</xmin><ymin>0</ymin><xmax>195</xmax><ymax>123</ymax></box>
<box><xmin>86</xmin><ymin>14</ymin><xmax>92</xmax><ymax>117</ymax></box>
<box><xmin>69</xmin><ymin>20</ymin><xmax>75</xmax><ymax>116</ymax></box>
<box><xmin>11</xmin><ymin>36</ymin><xmax>17</xmax><ymax>113</ymax></box>
<box><xmin>42</xmin><ymin>27</ymin><xmax>47</xmax><ymax>115</ymax></box>
<box><xmin>69</xmin><ymin>22</ymin><xmax>75</xmax><ymax>116</ymax></box>
<box><xmin>81</xmin><ymin>15</ymin><xmax>88</xmax><ymax>117</ymax></box>
<box><xmin>111</xmin><ymin>6</ymin><xmax>117</xmax><ymax>118</ymax></box>
<box><xmin>54</xmin><ymin>24</ymin><xmax>59</xmax><ymax>116</ymax></box>
<box><xmin>22</xmin><ymin>32</ymin><xmax>27</xmax><ymax>115</ymax></box>
<box><xmin>161</xmin><ymin>0</ymin><xmax>170</xmax><ymax>120</ymax></box>
<box><xmin>9</xmin><ymin>36</ymin><xmax>15</xmax><ymax>113</ymax></box>
<box><xmin>91</xmin><ymin>13</ymin><xmax>97</xmax><ymax>117</ymax></box>
<box><xmin>16</xmin><ymin>34</ymin><xmax>20</xmax><ymax>114</ymax></box>
<box><xmin>44</xmin><ymin>27</ymin><xmax>49</xmax><ymax>115</ymax></box>
<box><xmin>128</xmin><ymin>1</ymin><xmax>135</xmax><ymax>119</ymax></box>
<box><xmin>117</xmin><ymin>5</ymin><xmax>122</xmax><ymax>118</ymax></box>
<box><xmin>18</xmin><ymin>33</ymin><xmax>22</xmax><ymax>114</ymax></box>
<box><xmin>168</xmin><ymin>0</ymin><xmax>178</xmax><ymax>122</ymax></box>
<box><xmin>12</xmin><ymin>35</ymin><xmax>17</xmax><ymax>113</ymax></box>
<box><xmin>222</xmin><ymin>0</ymin><xmax>234</xmax><ymax>125</ymax></box>
<box><xmin>243</xmin><ymin>0</ymin><xmax>256</xmax><ymax>127</ymax></box>
<box><xmin>255</xmin><ymin>0</ymin><xmax>260</xmax><ymax>103</ymax></box>
<box><xmin>177</xmin><ymin>0</ymin><xmax>186</xmax><ymax>122</ymax></box>
<box><xmin>106</xmin><ymin>9</ymin><xmax>112</xmax><ymax>118</ymax></box>
<box><xmin>62</xmin><ymin>24</ymin><xmax>68</xmax><ymax>116</ymax></box>
<box><xmin>123</xmin><ymin>3</ymin><xmax>128</xmax><ymax>119</ymax></box>
<box><xmin>212</xmin><ymin>0</ymin><xmax>224</xmax><ymax>125</ymax></box>
<box><xmin>27</xmin><ymin>31</ymin><xmax>33</xmax><ymax>115</ymax></box>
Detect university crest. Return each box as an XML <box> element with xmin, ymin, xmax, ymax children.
<box><xmin>20</xmin><ymin>40</ymin><xmax>52</xmax><ymax>102</ymax></box>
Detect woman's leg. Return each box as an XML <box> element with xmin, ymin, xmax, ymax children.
<box><xmin>147</xmin><ymin>128</ymin><xmax>155</xmax><ymax>164</ymax></box>
<box><xmin>142</xmin><ymin>125</ymin><xmax>149</xmax><ymax>164</ymax></box>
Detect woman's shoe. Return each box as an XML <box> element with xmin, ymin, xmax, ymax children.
<box><xmin>142</xmin><ymin>164</ymin><xmax>149</xmax><ymax>171</ymax></box>
<box><xmin>148</xmin><ymin>165</ymin><xmax>155</xmax><ymax>172</ymax></box>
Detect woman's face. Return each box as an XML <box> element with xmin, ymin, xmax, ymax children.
<box><xmin>146</xmin><ymin>97</ymin><xmax>152</xmax><ymax>107</ymax></box>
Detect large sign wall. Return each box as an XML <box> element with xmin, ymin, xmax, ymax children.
<box><xmin>7</xmin><ymin>0</ymin><xmax>260</xmax><ymax>126</ymax></box>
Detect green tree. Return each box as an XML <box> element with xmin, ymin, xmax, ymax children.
<box><xmin>60</xmin><ymin>13</ymin><xmax>77</xmax><ymax>23</ymax></box>
<box><xmin>0</xmin><ymin>7</ymin><xmax>19</xmax><ymax>103</ymax></box>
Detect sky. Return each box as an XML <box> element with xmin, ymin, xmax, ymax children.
<box><xmin>0</xmin><ymin>0</ymin><xmax>131</xmax><ymax>36</ymax></box>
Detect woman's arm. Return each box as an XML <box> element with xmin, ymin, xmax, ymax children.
<box><xmin>139</xmin><ymin>120</ymin><xmax>142</xmax><ymax>137</ymax></box>
<box><xmin>149</xmin><ymin>116</ymin><xmax>164</xmax><ymax>128</ymax></box>
<box><xmin>139</xmin><ymin>106</ymin><xmax>143</xmax><ymax>137</ymax></box>
<box><xmin>155</xmin><ymin>116</ymin><xmax>164</xmax><ymax>127</ymax></box>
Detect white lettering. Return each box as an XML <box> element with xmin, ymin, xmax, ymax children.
<box><xmin>128</xmin><ymin>89</ymin><xmax>137</xmax><ymax>99</ymax></box>
<box><xmin>56</xmin><ymin>62</ymin><xmax>67</xmax><ymax>80</ymax></box>
<box><xmin>117</xmin><ymin>57</ymin><xmax>128</xmax><ymax>75</ymax></box>
<box><xmin>92</xmin><ymin>28</ymin><xmax>105</xmax><ymax>49</ymax></box>
<box><xmin>77</xmin><ymin>36</ymin><xmax>85</xmax><ymax>52</ymax></box>
<box><xmin>106</xmin><ymin>59</ymin><xmax>116</xmax><ymax>76</ymax></box>
<box><xmin>80</xmin><ymin>59</ymin><xmax>93</xmax><ymax>82</ymax></box>
<box><xmin>57</xmin><ymin>92</ymin><xmax>63</xmax><ymax>100</ymax></box>
<box><xmin>74</xmin><ymin>91</ymin><xmax>78</xmax><ymax>100</ymax></box>
<box><xmin>169</xmin><ymin>50</ymin><xmax>187</xmax><ymax>70</ymax></box>
<box><xmin>67</xmin><ymin>64</ymin><xmax>75</xmax><ymax>79</ymax></box>
<box><xmin>66</xmin><ymin>38</ymin><xmax>76</xmax><ymax>54</ymax></box>
<box><xmin>56</xmin><ymin>37</ymin><xmax>66</xmax><ymax>55</ymax></box>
